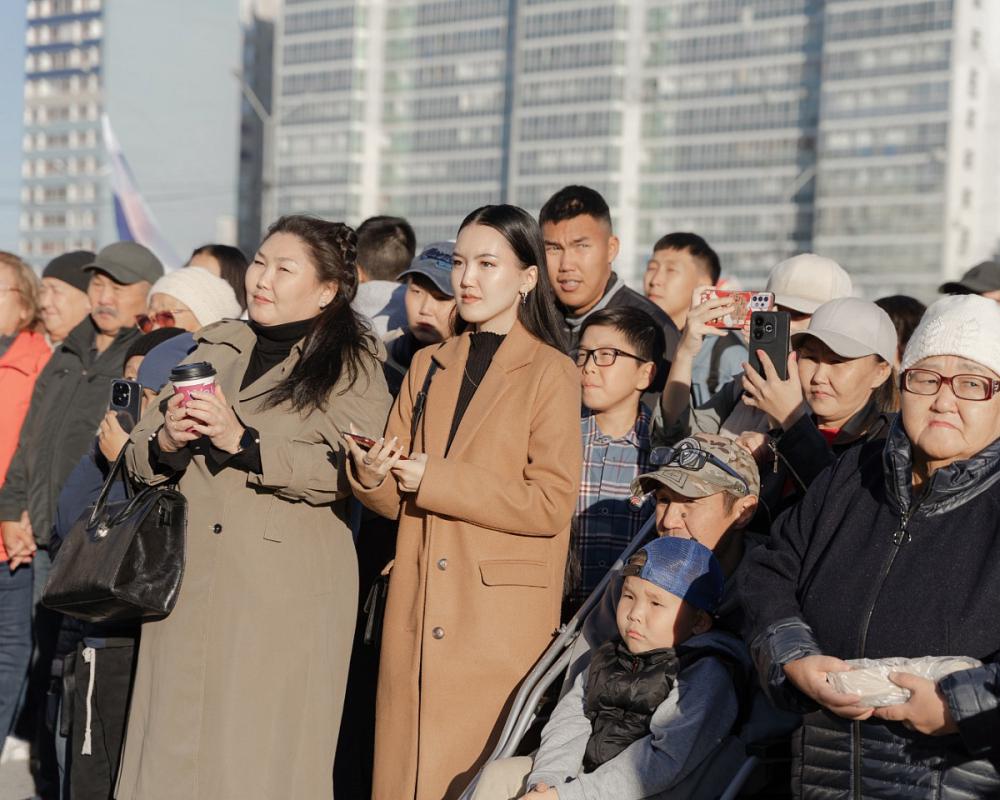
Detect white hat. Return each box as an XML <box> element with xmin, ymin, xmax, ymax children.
<box><xmin>766</xmin><ymin>254</ymin><xmax>853</xmax><ymax>313</ymax></box>
<box><xmin>791</xmin><ymin>297</ymin><xmax>897</xmax><ymax>365</ymax></box>
<box><xmin>902</xmin><ymin>294</ymin><xmax>1000</xmax><ymax>378</ymax></box>
<box><xmin>148</xmin><ymin>267</ymin><xmax>242</xmax><ymax>328</ymax></box>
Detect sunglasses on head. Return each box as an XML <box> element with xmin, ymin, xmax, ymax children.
<box><xmin>650</xmin><ymin>442</ymin><xmax>750</xmax><ymax>496</ymax></box>
<box><xmin>135</xmin><ymin>311</ymin><xmax>181</xmax><ymax>333</ymax></box>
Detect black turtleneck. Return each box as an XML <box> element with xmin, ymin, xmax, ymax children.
<box><xmin>447</xmin><ymin>331</ymin><xmax>505</xmax><ymax>452</ymax></box>
<box><xmin>242</xmin><ymin>317</ymin><xmax>313</xmax><ymax>390</ymax></box>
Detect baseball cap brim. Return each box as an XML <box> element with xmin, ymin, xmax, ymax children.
<box><xmin>774</xmin><ymin>294</ymin><xmax>821</xmax><ymax>314</ymax></box>
<box><xmin>398</xmin><ymin>263</ymin><xmax>454</xmax><ymax>297</ymax></box>
<box><xmin>791</xmin><ymin>329</ymin><xmax>876</xmax><ymax>360</ymax></box>
<box><xmin>939</xmin><ymin>280</ymin><xmax>988</xmax><ymax>295</ymax></box>
<box><xmin>632</xmin><ymin>468</ymin><xmax>728</xmax><ymax>500</ymax></box>
<box><xmin>83</xmin><ymin>260</ymin><xmax>151</xmax><ymax>286</ymax></box>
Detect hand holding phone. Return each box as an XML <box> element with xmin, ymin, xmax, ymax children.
<box><xmin>697</xmin><ymin>289</ymin><xmax>774</xmax><ymax>330</ymax></box>
<box><xmin>108</xmin><ymin>379</ymin><xmax>143</xmax><ymax>433</ymax></box>
<box><xmin>344</xmin><ymin>433</ymin><xmax>409</xmax><ymax>460</ymax></box>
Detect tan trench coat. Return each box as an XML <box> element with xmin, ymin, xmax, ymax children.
<box><xmin>118</xmin><ymin>321</ymin><xmax>391</xmax><ymax>800</ymax></box>
<box><xmin>350</xmin><ymin>322</ymin><xmax>582</xmax><ymax>800</ymax></box>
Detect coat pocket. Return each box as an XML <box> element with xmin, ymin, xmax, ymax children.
<box><xmin>479</xmin><ymin>559</ymin><xmax>549</xmax><ymax>588</ymax></box>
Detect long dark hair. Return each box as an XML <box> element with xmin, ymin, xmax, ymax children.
<box><xmin>458</xmin><ymin>205</ymin><xmax>568</xmax><ymax>353</ymax></box>
<box><xmin>259</xmin><ymin>215</ymin><xmax>379</xmax><ymax>413</ymax></box>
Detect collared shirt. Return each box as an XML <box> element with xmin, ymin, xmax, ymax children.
<box><xmin>571</xmin><ymin>403</ymin><xmax>655</xmax><ymax>607</ymax></box>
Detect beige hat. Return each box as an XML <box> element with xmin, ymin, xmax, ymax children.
<box><xmin>631</xmin><ymin>433</ymin><xmax>760</xmax><ymax>500</ymax></box>
<box><xmin>791</xmin><ymin>297</ymin><xmax>898</xmax><ymax>365</ymax></box>
<box><xmin>902</xmin><ymin>294</ymin><xmax>1000</xmax><ymax>378</ymax></box>
<box><xmin>767</xmin><ymin>254</ymin><xmax>853</xmax><ymax>314</ymax></box>
<box><xmin>148</xmin><ymin>266</ymin><xmax>241</xmax><ymax>328</ymax></box>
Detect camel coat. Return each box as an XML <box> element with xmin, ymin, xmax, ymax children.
<box><xmin>350</xmin><ymin>321</ymin><xmax>582</xmax><ymax>800</ymax></box>
<box><xmin>118</xmin><ymin>321</ymin><xmax>391</xmax><ymax>800</ymax></box>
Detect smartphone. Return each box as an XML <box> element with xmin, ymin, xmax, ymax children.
<box><xmin>344</xmin><ymin>433</ymin><xmax>409</xmax><ymax>460</ymax></box>
<box><xmin>109</xmin><ymin>379</ymin><xmax>143</xmax><ymax>433</ymax></box>
<box><xmin>747</xmin><ymin>311</ymin><xmax>792</xmax><ymax>381</ymax></box>
<box><xmin>697</xmin><ymin>289</ymin><xmax>774</xmax><ymax>329</ymax></box>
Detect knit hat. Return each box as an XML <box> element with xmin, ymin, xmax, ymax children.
<box><xmin>42</xmin><ymin>251</ymin><xmax>94</xmax><ymax>294</ymax></box>
<box><xmin>137</xmin><ymin>333</ymin><xmax>198</xmax><ymax>392</ymax></box>
<box><xmin>622</xmin><ymin>537</ymin><xmax>725</xmax><ymax>614</ymax></box>
<box><xmin>791</xmin><ymin>297</ymin><xmax>898</xmax><ymax>365</ymax></box>
<box><xmin>147</xmin><ymin>267</ymin><xmax>241</xmax><ymax>328</ymax></box>
<box><xmin>766</xmin><ymin>254</ymin><xmax>853</xmax><ymax>314</ymax></box>
<box><xmin>901</xmin><ymin>294</ymin><xmax>1000</xmax><ymax>378</ymax></box>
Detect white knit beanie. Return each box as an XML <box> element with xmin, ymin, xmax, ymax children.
<box><xmin>147</xmin><ymin>266</ymin><xmax>241</xmax><ymax>328</ymax></box>
<box><xmin>901</xmin><ymin>294</ymin><xmax>1000</xmax><ymax>377</ymax></box>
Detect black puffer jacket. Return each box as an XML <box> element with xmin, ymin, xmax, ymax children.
<box><xmin>741</xmin><ymin>416</ymin><xmax>1000</xmax><ymax>798</ymax></box>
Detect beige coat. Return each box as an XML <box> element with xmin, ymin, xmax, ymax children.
<box><xmin>118</xmin><ymin>321</ymin><xmax>391</xmax><ymax>800</ymax></box>
<box><xmin>350</xmin><ymin>322</ymin><xmax>582</xmax><ymax>800</ymax></box>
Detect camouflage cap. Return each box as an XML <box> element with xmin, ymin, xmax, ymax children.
<box><xmin>631</xmin><ymin>433</ymin><xmax>760</xmax><ymax>500</ymax></box>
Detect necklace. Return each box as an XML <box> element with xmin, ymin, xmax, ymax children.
<box><xmin>463</xmin><ymin>365</ymin><xmax>481</xmax><ymax>388</ymax></box>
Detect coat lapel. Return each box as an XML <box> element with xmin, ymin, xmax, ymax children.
<box><xmin>419</xmin><ymin>336</ymin><xmax>466</xmax><ymax>458</ymax></box>
<box><xmin>446</xmin><ymin>321</ymin><xmax>539</xmax><ymax>459</ymax></box>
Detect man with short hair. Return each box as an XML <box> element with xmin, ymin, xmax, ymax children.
<box><xmin>352</xmin><ymin>215</ymin><xmax>417</xmax><ymax>338</ymax></box>
<box><xmin>0</xmin><ymin>242</ymin><xmax>161</xmax><ymax>574</ymax></box>
<box><xmin>39</xmin><ymin>251</ymin><xmax>94</xmax><ymax>346</ymax></box>
<box><xmin>939</xmin><ymin>260</ymin><xmax>1000</xmax><ymax>303</ymax></box>
<box><xmin>645</xmin><ymin>232</ymin><xmax>744</xmax><ymax>404</ymax></box>
<box><xmin>540</xmin><ymin>186</ymin><xmax>680</xmax><ymax>366</ymax></box>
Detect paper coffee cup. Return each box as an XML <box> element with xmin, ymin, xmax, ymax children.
<box><xmin>170</xmin><ymin>362</ymin><xmax>217</xmax><ymax>408</ymax></box>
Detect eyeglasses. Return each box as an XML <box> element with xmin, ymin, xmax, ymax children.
<box><xmin>901</xmin><ymin>368</ymin><xmax>1000</xmax><ymax>401</ymax></box>
<box><xmin>135</xmin><ymin>310</ymin><xmax>187</xmax><ymax>333</ymax></box>
<box><xmin>574</xmin><ymin>347</ymin><xmax>647</xmax><ymax>368</ymax></box>
<box><xmin>650</xmin><ymin>443</ymin><xmax>750</xmax><ymax>495</ymax></box>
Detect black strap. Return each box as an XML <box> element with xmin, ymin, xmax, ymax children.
<box><xmin>88</xmin><ymin>444</ymin><xmax>134</xmax><ymax>527</ymax></box>
<box><xmin>707</xmin><ymin>332</ymin><xmax>741</xmax><ymax>396</ymax></box>
<box><xmin>410</xmin><ymin>360</ymin><xmax>439</xmax><ymax>443</ymax></box>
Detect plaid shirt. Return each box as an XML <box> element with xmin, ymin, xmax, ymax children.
<box><xmin>570</xmin><ymin>403</ymin><xmax>655</xmax><ymax>607</ymax></box>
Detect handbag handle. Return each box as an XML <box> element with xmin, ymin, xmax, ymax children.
<box><xmin>410</xmin><ymin>360</ymin><xmax>439</xmax><ymax>442</ymax></box>
<box><xmin>88</xmin><ymin>443</ymin><xmax>134</xmax><ymax>528</ymax></box>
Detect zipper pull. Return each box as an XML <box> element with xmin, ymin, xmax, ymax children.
<box><xmin>892</xmin><ymin>512</ymin><xmax>911</xmax><ymax>546</ymax></box>
<box><xmin>768</xmin><ymin>438</ymin><xmax>779</xmax><ymax>474</ymax></box>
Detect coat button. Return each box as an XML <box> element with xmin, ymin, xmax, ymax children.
<box><xmin>437</xmin><ymin>558</ymin><xmax>448</xmax><ymax>571</ymax></box>
<box><xmin>432</xmin><ymin>627</ymin><xmax>445</xmax><ymax>640</ymax></box>
<box><xmin>212</xmin><ymin>523</ymin><xmax>222</xmax><ymax>534</ymax></box>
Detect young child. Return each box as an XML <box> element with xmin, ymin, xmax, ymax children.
<box><xmin>567</xmin><ymin>307</ymin><xmax>665</xmax><ymax>614</ymax></box>
<box><xmin>473</xmin><ymin>536</ymin><xmax>749</xmax><ymax>800</ymax></box>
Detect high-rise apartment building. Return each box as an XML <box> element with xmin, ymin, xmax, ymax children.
<box><xmin>271</xmin><ymin>0</ymin><xmax>1000</xmax><ymax>294</ymax></box>
<box><xmin>19</xmin><ymin>0</ymin><xmax>247</xmax><ymax>268</ymax></box>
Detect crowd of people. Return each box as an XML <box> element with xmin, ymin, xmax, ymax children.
<box><xmin>0</xmin><ymin>183</ymin><xmax>998</xmax><ymax>800</ymax></box>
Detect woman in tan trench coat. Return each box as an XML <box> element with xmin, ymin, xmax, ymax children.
<box><xmin>346</xmin><ymin>205</ymin><xmax>582</xmax><ymax>800</ymax></box>
<box><xmin>120</xmin><ymin>216</ymin><xmax>391</xmax><ymax>799</ymax></box>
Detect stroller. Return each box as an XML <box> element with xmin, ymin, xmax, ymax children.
<box><xmin>458</xmin><ymin>516</ymin><xmax>797</xmax><ymax>799</ymax></box>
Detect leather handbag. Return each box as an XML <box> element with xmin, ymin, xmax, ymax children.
<box><xmin>42</xmin><ymin>444</ymin><xmax>187</xmax><ymax>623</ymax></box>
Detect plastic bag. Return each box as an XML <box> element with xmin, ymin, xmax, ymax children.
<box><xmin>826</xmin><ymin>656</ymin><xmax>982</xmax><ymax>707</ymax></box>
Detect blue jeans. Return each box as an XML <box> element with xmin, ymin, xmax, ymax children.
<box><xmin>0</xmin><ymin>562</ymin><xmax>34</xmax><ymax>738</ymax></box>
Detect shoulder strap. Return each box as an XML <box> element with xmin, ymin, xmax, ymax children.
<box><xmin>707</xmin><ymin>332</ymin><xmax>741</xmax><ymax>396</ymax></box>
<box><xmin>410</xmin><ymin>360</ymin><xmax>439</xmax><ymax>442</ymax></box>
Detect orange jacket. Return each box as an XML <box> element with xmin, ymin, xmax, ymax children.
<box><xmin>0</xmin><ymin>330</ymin><xmax>52</xmax><ymax>559</ymax></box>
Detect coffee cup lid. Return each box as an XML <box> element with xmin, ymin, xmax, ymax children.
<box><xmin>170</xmin><ymin>361</ymin><xmax>216</xmax><ymax>382</ymax></box>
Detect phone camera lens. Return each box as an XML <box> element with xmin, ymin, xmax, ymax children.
<box><xmin>765</xmin><ymin>324</ymin><xmax>774</xmax><ymax>333</ymax></box>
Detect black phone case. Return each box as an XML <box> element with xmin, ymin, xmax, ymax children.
<box><xmin>747</xmin><ymin>311</ymin><xmax>791</xmax><ymax>381</ymax></box>
<box><xmin>109</xmin><ymin>379</ymin><xmax>143</xmax><ymax>433</ymax></box>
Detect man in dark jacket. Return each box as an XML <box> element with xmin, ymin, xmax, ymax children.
<box><xmin>0</xmin><ymin>242</ymin><xmax>161</xmax><ymax>577</ymax></box>
<box><xmin>539</xmin><ymin>186</ymin><xmax>680</xmax><ymax>374</ymax></box>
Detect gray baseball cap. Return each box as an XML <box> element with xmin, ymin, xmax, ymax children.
<box><xmin>791</xmin><ymin>297</ymin><xmax>897</xmax><ymax>365</ymax></box>
<box><xmin>84</xmin><ymin>242</ymin><xmax>164</xmax><ymax>285</ymax></box>
<box><xmin>939</xmin><ymin>261</ymin><xmax>1000</xmax><ymax>296</ymax></box>
<box><xmin>398</xmin><ymin>241</ymin><xmax>455</xmax><ymax>297</ymax></box>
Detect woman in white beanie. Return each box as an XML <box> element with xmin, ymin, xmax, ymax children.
<box><xmin>742</xmin><ymin>294</ymin><xmax>1000</xmax><ymax>798</ymax></box>
<box><xmin>138</xmin><ymin>266</ymin><xmax>242</xmax><ymax>333</ymax></box>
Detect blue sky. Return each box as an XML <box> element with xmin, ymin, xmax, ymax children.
<box><xmin>0</xmin><ymin>3</ymin><xmax>26</xmax><ymax>253</ymax></box>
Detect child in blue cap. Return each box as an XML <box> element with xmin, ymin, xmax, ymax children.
<box><xmin>473</xmin><ymin>536</ymin><xmax>750</xmax><ymax>800</ymax></box>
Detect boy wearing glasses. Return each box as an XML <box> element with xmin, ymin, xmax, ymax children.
<box><xmin>567</xmin><ymin>307</ymin><xmax>665</xmax><ymax>615</ymax></box>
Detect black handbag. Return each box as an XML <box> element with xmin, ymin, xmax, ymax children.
<box><xmin>361</xmin><ymin>361</ymin><xmax>438</xmax><ymax>647</ymax></box>
<box><xmin>42</xmin><ymin>444</ymin><xmax>188</xmax><ymax>623</ymax></box>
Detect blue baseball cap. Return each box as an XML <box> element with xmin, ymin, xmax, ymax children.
<box><xmin>398</xmin><ymin>241</ymin><xmax>455</xmax><ymax>297</ymax></box>
<box><xmin>622</xmin><ymin>537</ymin><xmax>725</xmax><ymax>614</ymax></box>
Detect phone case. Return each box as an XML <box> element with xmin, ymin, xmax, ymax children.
<box><xmin>698</xmin><ymin>289</ymin><xmax>774</xmax><ymax>329</ymax></box>
<box><xmin>108</xmin><ymin>379</ymin><xmax>143</xmax><ymax>433</ymax></box>
<box><xmin>747</xmin><ymin>311</ymin><xmax>791</xmax><ymax>381</ymax></box>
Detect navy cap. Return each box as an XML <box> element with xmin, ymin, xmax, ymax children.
<box><xmin>398</xmin><ymin>241</ymin><xmax>455</xmax><ymax>297</ymax></box>
<box><xmin>622</xmin><ymin>537</ymin><xmax>725</xmax><ymax>614</ymax></box>
<box><xmin>136</xmin><ymin>332</ymin><xmax>197</xmax><ymax>392</ymax></box>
